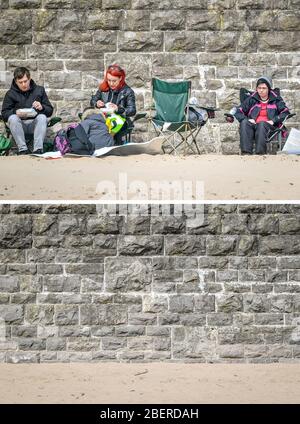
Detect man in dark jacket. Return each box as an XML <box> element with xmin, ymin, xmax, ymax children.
<box><xmin>235</xmin><ymin>76</ymin><xmax>290</xmax><ymax>154</ymax></box>
<box><xmin>1</xmin><ymin>67</ymin><xmax>53</xmax><ymax>154</ymax></box>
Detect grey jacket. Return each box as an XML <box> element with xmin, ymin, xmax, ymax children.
<box><xmin>79</xmin><ymin>113</ymin><xmax>114</xmax><ymax>150</ymax></box>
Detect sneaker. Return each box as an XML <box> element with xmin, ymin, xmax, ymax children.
<box><xmin>32</xmin><ymin>149</ymin><xmax>43</xmax><ymax>154</ymax></box>
<box><xmin>18</xmin><ymin>149</ymin><xmax>29</xmax><ymax>155</ymax></box>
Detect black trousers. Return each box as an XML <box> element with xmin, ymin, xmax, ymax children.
<box><xmin>239</xmin><ymin>119</ymin><xmax>274</xmax><ymax>154</ymax></box>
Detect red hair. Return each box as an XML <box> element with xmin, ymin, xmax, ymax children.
<box><xmin>99</xmin><ymin>64</ymin><xmax>126</xmax><ymax>92</ymax></box>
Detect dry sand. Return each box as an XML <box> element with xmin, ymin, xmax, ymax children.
<box><xmin>0</xmin><ymin>363</ymin><xmax>300</xmax><ymax>404</ymax></box>
<box><xmin>0</xmin><ymin>154</ymin><xmax>299</xmax><ymax>201</ymax></box>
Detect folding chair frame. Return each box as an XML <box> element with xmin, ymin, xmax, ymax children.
<box><xmin>148</xmin><ymin>78</ymin><xmax>205</xmax><ymax>155</ymax></box>
<box><xmin>151</xmin><ymin>120</ymin><xmax>202</xmax><ymax>155</ymax></box>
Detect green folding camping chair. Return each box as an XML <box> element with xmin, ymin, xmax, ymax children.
<box><xmin>149</xmin><ymin>78</ymin><xmax>215</xmax><ymax>155</ymax></box>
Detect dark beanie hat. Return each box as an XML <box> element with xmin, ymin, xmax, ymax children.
<box><xmin>256</xmin><ymin>76</ymin><xmax>272</xmax><ymax>90</ymax></box>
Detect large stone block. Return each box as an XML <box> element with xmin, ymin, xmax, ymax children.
<box><xmin>221</xmin><ymin>214</ymin><xmax>249</xmax><ymax>234</ymax></box>
<box><xmin>123</xmin><ymin>10</ymin><xmax>151</xmax><ymax>31</ymax></box>
<box><xmin>258</xmin><ymin>32</ymin><xmax>300</xmax><ymax>52</ymax></box>
<box><xmin>259</xmin><ymin>236</ymin><xmax>300</xmax><ymax>255</ymax></box>
<box><xmin>186</xmin><ymin>214</ymin><xmax>221</xmax><ymax>235</ymax></box>
<box><xmin>151</xmin><ymin>216</ymin><xmax>186</xmax><ymax>234</ymax></box>
<box><xmin>243</xmin><ymin>294</ymin><xmax>270</xmax><ymax>313</ymax></box>
<box><xmin>121</xmin><ymin>216</ymin><xmax>151</xmax><ymax>235</ymax></box>
<box><xmin>206</xmin><ymin>31</ymin><xmax>237</xmax><ymax>52</ymax></box>
<box><xmin>188</xmin><ymin>11</ymin><xmax>221</xmax><ymax>30</ymax></box>
<box><xmin>87</xmin><ymin>217</ymin><xmax>122</xmax><ymax>234</ymax></box>
<box><xmin>105</xmin><ymin>257</ymin><xmax>152</xmax><ymax>292</ymax></box>
<box><xmin>44</xmin><ymin>71</ymin><xmax>81</xmax><ymax>90</ymax></box>
<box><xmin>279</xmin><ymin>216</ymin><xmax>300</xmax><ymax>235</ymax></box>
<box><xmin>165</xmin><ymin>31</ymin><xmax>206</xmax><ymax>52</ymax></box>
<box><xmin>0</xmin><ymin>11</ymin><xmax>32</xmax><ymax>44</ymax></box>
<box><xmin>0</xmin><ymin>215</ymin><xmax>32</xmax><ymax>249</ymax></box>
<box><xmin>86</xmin><ymin>11</ymin><xmax>123</xmax><ymax>30</ymax></box>
<box><xmin>0</xmin><ymin>275</ymin><xmax>19</xmax><ymax>292</ymax></box>
<box><xmin>80</xmin><ymin>304</ymin><xmax>127</xmax><ymax>325</ymax></box>
<box><xmin>217</xmin><ymin>294</ymin><xmax>243</xmax><ymax>312</ymax></box>
<box><xmin>119</xmin><ymin>31</ymin><xmax>163</xmax><ymax>52</ymax></box>
<box><xmin>169</xmin><ymin>295</ymin><xmax>194</xmax><ymax>313</ymax></box>
<box><xmin>151</xmin><ymin>11</ymin><xmax>185</xmax><ymax>30</ymax></box>
<box><xmin>118</xmin><ymin>235</ymin><xmax>163</xmax><ymax>256</ymax></box>
<box><xmin>6</xmin><ymin>352</ymin><xmax>39</xmax><ymax>363</ymax></box>
<box><xmin>25</xmin><ymin>305</ymin><xmax>54</xmax><ymax>325</ymax></box>
<box><xmin>248</xmin><ymin>215</ymin><xmax>279</xmax><ymax>235</ymax></box>
<box><xmin>172</xmin><ymin>327</ymin><xmax>217</xmax><ymax>361</ymax></box>
<box><xmin>0</xmin><ymin>305</ymin><xmax>23</xmax><ymax>323</ymax></box>
<box><xmin>206</xmin><ymin>235</ymin><xmax>237</xmax><ymax>255</ymax></box>
<box><xmin>54</xmin><ymin>305</ymin><xmax>79</xmax><ymax>325</ymax></box>
<box><xmin>32</xmin><ymin>215</ymin><xmax>58</xmax><ymax>236</ymax></box>
<box><xmin>165</xmin><ymin>235</ymin><xmax>206</xmax><ymax>255</ymax></box>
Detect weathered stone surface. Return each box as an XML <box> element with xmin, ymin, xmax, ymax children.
<box><xmin>206</xmin><ymin>236</ymin><xmax>237</xmax><ymax>256</ymax></box>
<box><xmin>0</xmin><ymin>305</ymin><xmax>23</xmax><ymax>323</ymax></box>
<box><xmin>259</xmin><ymin>236</ymin><xmax>300</xmax><ymax>255</ymax></box>
<box><xmin>0</xmin><ymin>215</ymin><xmax>32</xmax><ymax>248</ymax></box>
<box><xmin>105</xmin><ymin>258</ymin><xmax>152</xmax><ymax>292</ymax></box>
<box><xmin>118</xmin><ymin>236</ymin><xmax>163</xmax><ymax>256</ymax></box>
<box><xmin>217</xmin><ymin>295</ymin><xmax>243</xmax><ymax>312</ymax></box>
<box><xmin>165</xmin><ymin>31</ymin><xmax>206</xmax><ymax>52</ymax></box>
<box><xmin>25</xmin><ymin>305</ymin><xmax>54</xmax><ymax>325</ymax></box>
<box><xmin>165</xmin><ymin>235</ymin><xmax>206</xmax><ymax>255</ymax></box>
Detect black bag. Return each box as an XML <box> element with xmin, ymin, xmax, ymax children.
<box><xmin>68</xmin><ymin>124</ymin><xmax>94</xmax><ymax>156</ymax></box>
<box><xmin>186</xmin><ymin>106</ymin><xmax>208</xmax><ymax>126</ymax></box>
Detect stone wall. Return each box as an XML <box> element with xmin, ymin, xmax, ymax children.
<box><xmin>0</xmin><ymin>0</ymin><xmax>299</xmax><ymax>153</ymax></box>
<box><xmin>0</xmin><ymin>203</ymin><xmax>300</xmax><ymax>363</ymax></box>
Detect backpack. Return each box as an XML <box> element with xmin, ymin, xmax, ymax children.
<box><xmin>54</xmin><ymin>123</ymin><xmax>94</xmax><ymax>156</ymax></box>
<box><xmin>0</xmin><ymin>134</ymin><xmax>11</xmax><ymax>156</ymax></box>
<box><xmin>105</xmin><ymin>113</ymin><xmax>126</xmax><ymax>134</ymax></box>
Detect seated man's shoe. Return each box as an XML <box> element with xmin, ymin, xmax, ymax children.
<box><xmin>32</xmin><ymin>149</ymin><xmax>43</xmax><ymax>154</ymax></box>
<box><xmin>18</xmin><ymin>149</ymin><xmax>29</xmax><ymax>155</ymax></box>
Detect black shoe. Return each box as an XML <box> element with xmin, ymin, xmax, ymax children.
<box><xmin>18</xmin><ymin>149</ymin><xmax>29</xmax><ymax>155</ymax></box>
<box><xmin>33</xmin><ymin>149</ymin><xmax>43</xmax><ymax>154</ymax></box>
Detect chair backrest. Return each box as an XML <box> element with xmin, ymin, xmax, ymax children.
<box><xmin>152</xmin><ymin>78</ymin><xmax>191</xmax><ymax>123</ymax></box>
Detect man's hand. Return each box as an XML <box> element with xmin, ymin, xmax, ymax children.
<box><xmin>16</xmin><ymin>110</ymin><xmax>27</xmax><ymax>118</ymax></box>
<box><xmin>267</xmin><ymin>120</ymin><xmax>274</xmax><ymax>125</ymax></box>
<box><xmin>96</xmin><ymin>100</ymin><xmax>105</xmax><ymax>108</ymax></box>
<box><xmin>248</xmin><ymin>119</ymin><xmax>256</xmax><ymax>124</ymax></box>
<box><xmin>32</xmin><ymin>101</ymin><xmax>43</xmax><ymax>111</ymax></box>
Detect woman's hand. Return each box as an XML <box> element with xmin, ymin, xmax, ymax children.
<box><xmin>96</xmin><ymin>100</ymin><xmax>105</xmax><ymax>108</ymax></box>
<box><xmin>267</xmin><ymin>120</ymin><xmax>274</xmax><ymax>125</ymax></box>
<box><xmin>248</xmin><ymin>119</ymin><xmax>256</xmax><ymax>124</ymax></box>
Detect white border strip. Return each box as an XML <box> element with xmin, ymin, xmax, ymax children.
<box><xmin>1</xmin><ymin>200</ymin><xmax>300</xmax><ymax>205</ymax></box>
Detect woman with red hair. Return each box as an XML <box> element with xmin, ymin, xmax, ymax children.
<box><xmin>90</xmin><ymin>64</ymin><xmax>136</xmax><ymax>144</ymax></box>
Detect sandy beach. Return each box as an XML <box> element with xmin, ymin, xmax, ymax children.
<box><xmin>0</xmin><ymin>154</ymin><xmax>299</xmax><ymax>201</ymax></box>
<box><xmin>0</xmin><ymin>363</ymin><xmax>299</xmax><ymax>404</ymax></box>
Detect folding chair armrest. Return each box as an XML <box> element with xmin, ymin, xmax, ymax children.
<box><xmin>224</xmin><ymin>113</ymin><xmax>235</xmax><ymax>123</ymax></box>
<box><xmin>198</xmin><ymin>106</ymin><xmax>220</xmax><ymax>112</ymax></box>
<box><xmin>132</xmin><ymin>112</ymin><xmax>148</xmax><ymax>122</ymax></box>
<box><xmin>284</xmin><ymin>113</ymin><xmax>296</xmax><ymax>121</ymax></box>
<box><xmin>47</xmin><ymin>116</ymin><xmax>62</xmax><ymax>127</ymax></box>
